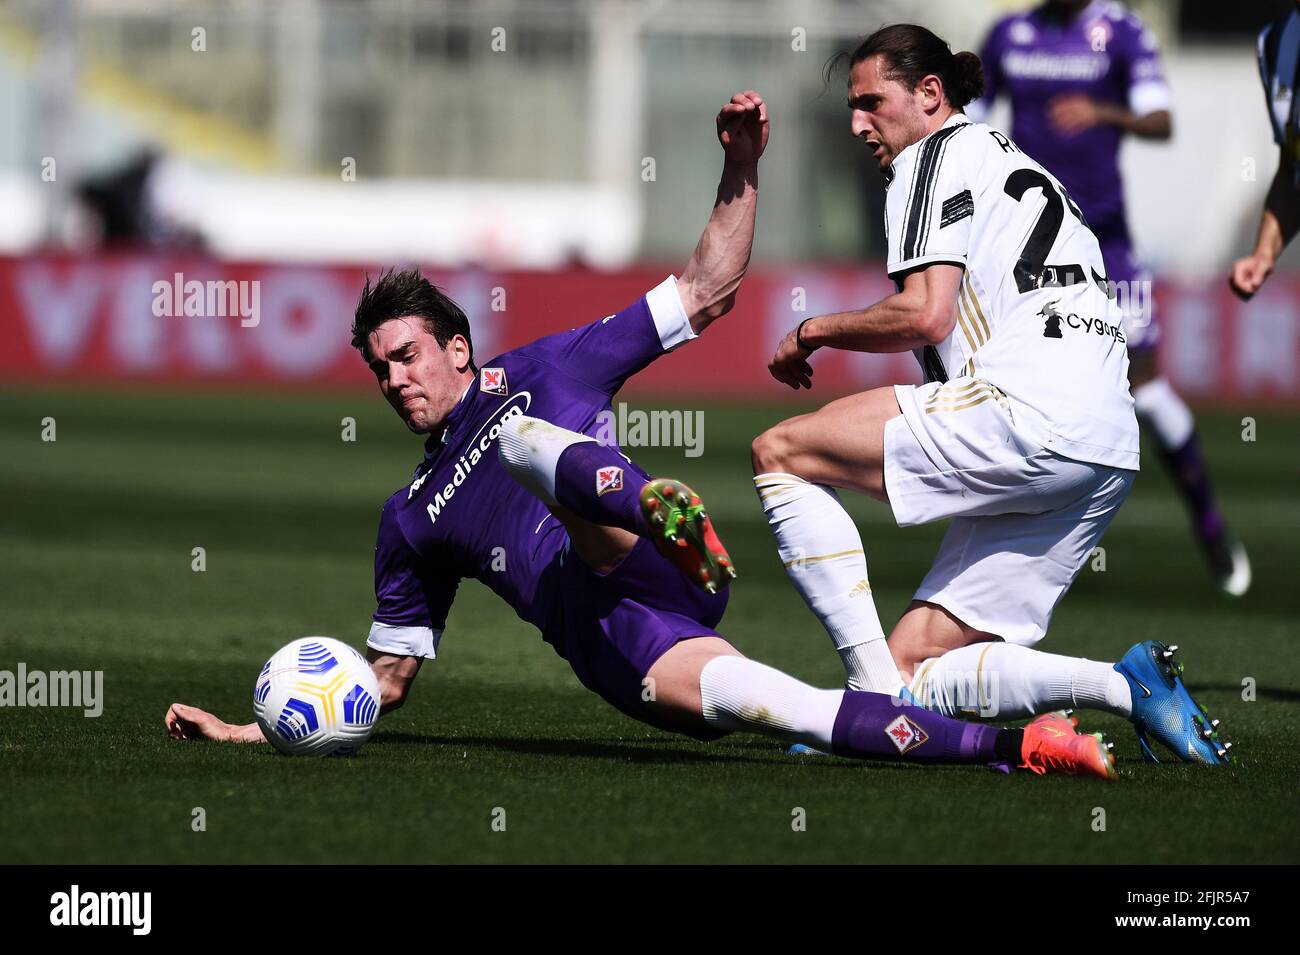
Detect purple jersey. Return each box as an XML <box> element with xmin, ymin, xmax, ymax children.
<box><xmin>365</xmin><ymin>278</ymin><xmax>725</xmax><ymax>709</ymax></box>
<box><xmin>974</xmin><ymin>1</ymin><xmax>1172</xmax><ymax>246</ymax></box>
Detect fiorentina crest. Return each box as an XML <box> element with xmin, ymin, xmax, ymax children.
<box><xmin>884</xmin><ymin>714</ymin><xmax>929</xmax><ymax>755</ymax></box>
<box><xmin>595</xmin><ymin>466</ymin><xmax>624</xmax><ymax>497</ymax></box>
<box><xmin>480</xmin><ymin>367</ymin><xmax>508</xmax><ymax>395</ymax></box>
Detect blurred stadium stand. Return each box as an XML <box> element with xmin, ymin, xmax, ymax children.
<box><xmin>0</xmin><ymin>0</ymin><xmax>1296</xmax><ymax>402</ymax></box>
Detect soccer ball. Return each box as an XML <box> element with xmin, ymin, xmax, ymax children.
<box><xmin>252</xmin><ymin>637</ymin><xmax>381</xmax><ymax>756</ymax></box>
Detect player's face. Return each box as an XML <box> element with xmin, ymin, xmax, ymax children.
<box><xmin>847</xmin><ymin>56</ymin><xmax>929</xmax><ymax>171</ymax></box>
<box><xmin>366</xmin><ymin>317</ymin><xmax>471</xmax><ymax>434</ymax></box>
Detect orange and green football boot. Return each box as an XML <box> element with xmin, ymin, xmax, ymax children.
<box><xmin>638</xmin><ymin>478</ymin><xmax>736</xmax><ymax>594</ymax></box>
<box><xmin>1020</xmin><ymin>710</ymin><xmax>1118</xmax><ymax>781</ymax></box>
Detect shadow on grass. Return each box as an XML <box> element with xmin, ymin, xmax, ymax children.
<box><xmin>1193</xmin><ymin>684</ymin><xmax>1300</xmax><ymax>702</ymax></box>
<box><xmin>365</xmin><ymin>732</ymin><xmax>980</xmax><ymax>774</ymax></box>
<box><xmin>367</xmin><ymin>731</ymin><xmax>784</xmax><ymax>764</ymax></box>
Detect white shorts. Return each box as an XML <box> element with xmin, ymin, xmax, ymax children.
<box><xmin>883</xmin><ymin>378</ymin><xmax>1134</xmax><ymax>645</ymax></box>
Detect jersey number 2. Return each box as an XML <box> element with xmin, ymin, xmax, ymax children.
<box><xmin>1003</xmin><ymin>169</ymin><xmax>1086</xmax><ymax>294</ymax></box>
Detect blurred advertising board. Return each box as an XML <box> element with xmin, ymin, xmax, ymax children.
<box><xmin>1</xmin><ymin>255</ymin><xmax>1296</xmax><ymax>404</ymax></box>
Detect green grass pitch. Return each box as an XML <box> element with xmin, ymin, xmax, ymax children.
<box><xmin>0</xmin><ymin>388</ymin><xmax>1296</xmax><ymax>863</ymax></box>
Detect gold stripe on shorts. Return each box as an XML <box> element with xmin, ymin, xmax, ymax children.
<box><xmin>925</xmin><ymin>381</ymin><xmax>1009</xmax><ymax>414</ymax></box>
<box><xmin>926</xmin><ymin>393</ymin><xmax>994</xmax><ymax>414</ymax></box>
<box><xmin>924</xmin><ymin>379</ymin><xmax>988</xmax><ymax>405</ymax></box>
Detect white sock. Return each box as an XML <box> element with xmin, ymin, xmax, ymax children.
<box><xmin>908</xmin><ymin>642</ymin><xmax>1133</xmax><ymax>720</ymax></box>
<box><xmin>498</xmin><ymin>415</ymin><xmax>593</xmax><ymax>505</ymax></box>
<box><xmin>699</xmin><ymin>655</ymin><xmax>842</xmax><ymax>749</ymax></box>
<box><xmin>754</xmin><ymin>472</ymin><xmax>902</xmax><ymax>694</ymax></box>
<box><xmin>1133</xmin><ymin>377</ymin><xmax>1194</xmax><ymax>450</ymax></box>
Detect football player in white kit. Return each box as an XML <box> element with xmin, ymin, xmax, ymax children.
<box><xmin>754</xmin><ymin>24</ymin><xmax>1230</xmax><ymax>764</ymax></box>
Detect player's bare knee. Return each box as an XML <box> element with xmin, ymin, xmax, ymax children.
<box><xmin>750</xmin><ymin>428</ymin><xmax>776</xmax><ymax>473</ymax></box>
<box><xmin>751</xmin><ymin>422</ymin><xmax>796</xmax><ymax>475</ymax></box>
<box><xmin>888</xmin><ymin>606</ymin><xmax>956</xmax><ymax>675</ymax></box>
<box><xmin>888</xmin><ymin>634</ymin><xmax>928</xmax><ymax>680</ymax></box>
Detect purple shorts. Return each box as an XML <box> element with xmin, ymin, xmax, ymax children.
<box><xmin>542</xmin><ymin>536</ymin><xmax>730</xmax><ymax>736</ymax></box>
<box><xmin>1095</xmin><ymin>223</ymin><xmax>1159</xmax><ymax>355</ymax></box>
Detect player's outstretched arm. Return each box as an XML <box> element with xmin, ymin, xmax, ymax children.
<box><xmin>165</xmin><ymin>702</ymin><xmax>266</xmax><ymax>743</ymax></box>
<box><xmin>163</xmin><ymin>649</ymin><xmax>421</xmax><ymax>743</ymax></box>
<box><xmin>676</xmin><ymin>90</ymin><xmax>768</xmax><ymax>335</ymax></box>
<box><xmin>768</xmin><ymin>264</ymin><xmax>963</xmax><ymax>389</ymax></box>
<box><xmin>1230</xmin><ymin>147</ymin><xmax>1300</xmax><ymax>300</ymax></box>
<box><xmin>1048</xmin><ymin>94</ymin><xmax>1171</xmax><ymax>140</ymax></box>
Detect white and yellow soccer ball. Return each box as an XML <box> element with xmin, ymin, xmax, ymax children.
<box><xmin>253</xmin><ymin>637</ymin><xmax>381</xmax><ymax>756</ymax></box>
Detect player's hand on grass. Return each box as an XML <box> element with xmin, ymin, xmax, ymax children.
<box><xmin>165</xmin><ymin>702</ymin><xmax>265</xmax><ymax>743</ymax></box>
<box><xmin>1229</xmin><ymin>252</ymin><xmax>1273</xmax><ymax>300</ymax></box>
<box><xmin>716</xmin><ymin>90</ymin><xmax>769</xmax><ymax>164</ymax></box>
<box><xmin>768</xmin><ymin>327</ymin><xmax>815</xmax><ymax>389</ymax></box>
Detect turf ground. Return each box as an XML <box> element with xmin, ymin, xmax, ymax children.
<box><xmin>0</xmin><ymin>388</ymin><xmax>1296</xmax><ymax>864</ymax></box>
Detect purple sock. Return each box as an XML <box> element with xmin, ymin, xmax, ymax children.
<box><xmin>552</xmin><ymin>440</ymin><xmax>651</xmax><ymax>535</ymax></box>
<box><xmin>830</xmin><ymin>691</ymin><xmax>1013</xmax><ymax>767</ymax></box>
<box><xmin>1158</xmin><ymin>431</ymin><xmax>1223</xmax><ymax>541</ymax></box>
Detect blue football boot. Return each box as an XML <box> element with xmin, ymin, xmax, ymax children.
<box><xmin>787</xmin><ymin>743</ymin><xmax>826</xmax><ymax>756</ymax></box>
<box><xmin>1114</xmin><ymin>641</ymin><xmax>1231</xmax><ymax>764</ymax></box>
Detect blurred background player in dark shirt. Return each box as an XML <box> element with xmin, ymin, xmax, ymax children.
<box><xmin>1229</xmin><ymin>2</ymin><xmax>1300</xmax><ymax>300</ymax></box>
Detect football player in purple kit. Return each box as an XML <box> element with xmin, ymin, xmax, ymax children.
<box><xmin>970</xmin><ymin>0</ymin><xmax>1251</xmax><ymax>597</ymax></box>
<box><xmin>164</xmin><ymin>91</ymin><xmax>1113</xmax><ymax>779</ymax></box>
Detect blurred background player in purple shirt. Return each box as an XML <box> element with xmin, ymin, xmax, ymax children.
<box><xmin>969</xmin><ymin>0</ymin><xmax>1251</xmax><ymax>597</ymax></box>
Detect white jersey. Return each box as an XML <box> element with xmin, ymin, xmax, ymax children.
<box><xmin>883</xmin><ymin>113</ymin><xmax>1139</xmax><ymax>470</ymax></box>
